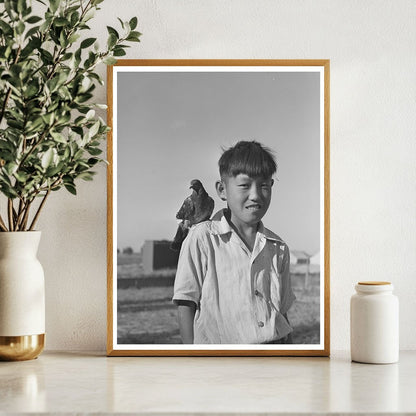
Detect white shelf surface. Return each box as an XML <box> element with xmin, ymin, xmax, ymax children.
<box><xmin>0</xmin><ymin>350</ymin><xmax>415</xmax><ymax>414</ymax></box>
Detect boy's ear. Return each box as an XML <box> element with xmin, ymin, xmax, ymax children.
<box><xmin>215</xmin><ymin>180</ymin><xmax>227</xmax><ymax>201</ymax></box>
<box><xmin>271</xmin><ymin>179</ymin><xmax>274</xmax><ymax>187</ymax></box>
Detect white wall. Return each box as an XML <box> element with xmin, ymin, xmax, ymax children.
<box><xmin>38</xmin><ymin>0</ymin><xmax>416</xmax><ymax>351</ymax></box>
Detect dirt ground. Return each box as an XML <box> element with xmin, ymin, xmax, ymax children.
<box><xmin>117</xmin><ymin>254</ymin><xmax>320</xmax><ymax>344</ymax></box>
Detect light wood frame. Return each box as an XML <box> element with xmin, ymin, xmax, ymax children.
<box><xmin>107</xmin><ymin>60</ymin><xmax>330</xmax><ymax>356</ymax></box>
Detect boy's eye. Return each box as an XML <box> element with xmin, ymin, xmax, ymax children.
<box><xmin>238</xmin><ymin>184</ymin><xmax>249</xmax><ymax>189</ymax></box>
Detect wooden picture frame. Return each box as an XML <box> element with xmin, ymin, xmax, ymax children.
<box><xmin>107</xmin><ymin>60</ymin><xmax>330</xmax><ymax>356</ymax></box>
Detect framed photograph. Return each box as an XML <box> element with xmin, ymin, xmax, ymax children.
<box><xmin>107</xmin><ymin>60</ymin><xmax>330</xmax><ymax>356</ymax></box>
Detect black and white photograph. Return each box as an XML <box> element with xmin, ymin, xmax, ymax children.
<box><xmin>107</xmin><ymin>60</ymin><xmax>330</xmax><ymax>356</ymax></box>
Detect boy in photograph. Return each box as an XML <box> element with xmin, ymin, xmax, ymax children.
<box><xmin>173</xmin><ymin>141</ymin><xmax>295</xmax><ymax>344</ymax></box>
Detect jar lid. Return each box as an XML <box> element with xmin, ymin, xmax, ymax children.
<box><xmin>355</xmin><ymin>281</ymin><xmax>393</xmax><ymax>293</ymax></box>
<box><xmin>358</xmin><ymin>281</ymin><xmax>391</xmax><ymax>285</ymax></box>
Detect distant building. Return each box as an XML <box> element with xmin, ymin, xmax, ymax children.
<box><xmin>141</xmin><ymin>240</ymin><xmax>179</xmax><ymax>274</ymax></box>
<box><xmin>290</xmin><ymin>250</ymin><xmax>310</xmax><ymax>265</ymax></box>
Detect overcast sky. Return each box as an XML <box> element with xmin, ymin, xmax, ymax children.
<box><xmin>116</xmin><ymin>69</ymin><xmax>321</xmax><ymax>254</ymax></box>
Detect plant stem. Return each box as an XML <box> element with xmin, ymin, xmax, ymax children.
<box><xmin>14</xmin><ymin>199</ymin><xmax>25</xmax><ymax>231</ymax></box>
<box><xmin>0</xmin><ymin>213</ymin><xmax>8</xmax><ymax>231</ymax></box>
<box><xmin>0</xmin><ymin>88</ymin><xmax>12</xmax><ymax>126</ymax></box>
<box><xmin>7</xmin><ymin>199</ymin><xmax>14</xmax><ymax>231</ymax></box>
<box><xmin>29</xmin><ymin>189</ymin><xmax>50</xmax><ymax>231</ymax></box>
<box><xmin>20</xmin><ymin>200</ymin><xmax>32</xmax><ymax>231</ymax></box>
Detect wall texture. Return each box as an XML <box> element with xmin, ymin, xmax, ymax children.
<box><xmin>38</xmin><ymin>0</ymin><xmax>416</xmax><ymax>351</ymax></box>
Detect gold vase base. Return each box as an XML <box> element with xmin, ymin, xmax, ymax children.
<box><xmin>0</xmin><ymin>334</ymin><xmax>45</xmax><ymax>361</ymax></box>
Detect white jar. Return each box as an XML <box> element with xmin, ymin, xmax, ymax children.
<box><xmin>350</xmin><ymin>281</ymin><xmax>399</xmax><ymax>364</ymax></box>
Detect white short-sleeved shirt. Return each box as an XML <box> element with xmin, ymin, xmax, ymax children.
<box><xmin>173</xmin><ymin>209</ymin><xmax>296</xmax><ymax>344</ymax></box>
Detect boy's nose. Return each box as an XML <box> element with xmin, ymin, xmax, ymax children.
<box><xmin>249</xmin><ymin>185</ymin><xmax>261</xmax><ymax>200</ymax></box>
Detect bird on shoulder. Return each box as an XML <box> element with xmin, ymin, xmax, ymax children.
<box><xmin>170</xmin><ymin>179</ymin><xmax>214</xmax><ymax>251</ymax></box>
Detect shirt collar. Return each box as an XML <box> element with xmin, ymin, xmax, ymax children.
<box><xmin>209</xmin><ymin>209</ymin><xmax>284</xmax><ymax>243</ymax></box>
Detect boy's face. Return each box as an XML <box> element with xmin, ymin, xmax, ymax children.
<box><xmin>216</xmin><ymin>173</ymin><xmax>274</xmax><ymax>229</ymax></box>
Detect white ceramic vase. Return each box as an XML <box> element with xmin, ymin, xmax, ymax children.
<box><xmin>0</xmin><ymin>231</ymin><xmax>45</xmax><ymax>361</ymax></box>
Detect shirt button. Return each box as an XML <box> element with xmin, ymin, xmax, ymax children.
<box><xmin>258</xmin><ymin>321</ymin><xmax>264</xmax><ymax>327</ymax></box>
<box><xmin>254</xmin><ymin>290</ymin><xmax>260</xmax><ymax>296</ymax></box>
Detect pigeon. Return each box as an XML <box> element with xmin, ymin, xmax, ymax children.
<box><xmin>170</xmin><ymin>179</ymin><xmax>215</xmax><ymax>251</ymax></box>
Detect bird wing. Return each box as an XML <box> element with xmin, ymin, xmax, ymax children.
<box><xmin>190</xmin><ymin>193</ymin><xmax>215</xmax><ymax>224</ymax></box>
<box><xmin>176</xmin><ymin>196</ymin><xmax>195</xmax><ymax>220</ymax></box>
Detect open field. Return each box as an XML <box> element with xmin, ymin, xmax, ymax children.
<box><xmin>117</xmin><ymin>254</ymin><xmax>320</xmax><ymax>344</ymax></box>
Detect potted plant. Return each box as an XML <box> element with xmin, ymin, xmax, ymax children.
<box><xmin>0</xmin><ymin>0</ymin><xmax>140</xmax><ymax>360</ymax></box>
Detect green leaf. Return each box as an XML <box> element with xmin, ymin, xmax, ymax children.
<box><xmin>63</xmin><ymin>146</ymin><xmax>70</xmax><ymax>160</ymax></box>
<box><xmin>50</xmin><ymin>131</ymin><xmax>67</xmax><ymax>143</ymax></box>
<box><xmin>5</xmin><ymin>162</ymin><xmax>18</xmax><ymax>176</ymax></box>
<box><xmin>83</xmin><ymin>9</ymin><xmax>95</xmax><ymax>23</ymax></box>
<box><xmin>117</xmin><ymin>17</ymin><xmax>125</xmax><ymax>29</ymax></box>
<box><xmin>42</xmin><ymin>112</ymin><xmax>55</xmax><ymax>125</ymax></box>
<box><xmin>41</xmin><ymin>148</ymin><xmax>54</xmax><ymax>169</ymax></box>
<box><xmin>45</xmin><ymin>164</ymin><xmax>63</xmax><ymax>177</ymax></box>
<box><xmin>25</xmin><ymin>117</ymin><xmax>44</xmax><ymax>133</ymax></box>
<box><xmin>76</xmin><ymin>160</ymin><xmax>90</xmax><ymax>169</ymax></box>
<box><xmin>22</xmin><ymin>5</ymin><xmax>32</xmax><ymax>17</ymax></box>
<box><xmin>87</xmin><ymin>157</ymin><xmax>100</xmax><ymax>166</ymax></box>
<box><xmin>129</xmin><ymin>17</ymin><xmax>138</xmax><ymax>30</ymax></box>
<box><xmin>88</xmin><ymin>72</ymin><xmax>104</xmax><ymax>85</ymax></box>
<box><xmin>103</xmin><ymin>56</ymin><xmax>117</xmax><ymax>65</ymax></box>
<box><xmin>85</xmin><ymin>109</ymin><xmax>95</xmax><ymax>119</ymax></box>
<box><xmin>70</xmin><ymin>11</ymin><xmax>80</xmax><ymax>26</ymax></box>
<box><xmin>0</xmin><ymin>20</ymin><xmax>13</xmax><ymax>35</ymax></box>
<box><xmin>87</xmin><ymin>147</ymin><xmax>102</xmax><ymax>156</ymax></box>
<box><xmin>126</xmin><ymin>31</ymin><xmax>141</xmax><ymax>42</ymax></box>
<box><xmin>64</xmin><ymin>183</ymin><xmax>77</xmax><ymax>195</ymax></box>
<box><xmin>107</xmin><ymin>33</ymin><xmax>117</xmax><ymax>49</ymax></box>
<box><xmin>80</xmin><ymin>37</ymin><xmax>96</xmax><ymax>49</ymax></box>
<box><xmin>16</xmin><ymin>21</ymin><xmax>25</xmax><ymax>35</ymax></box>
<box><xmin>59</xmin><ymin>29</ymin><xmax>67</xmax><ymax>47</ymax></box>
<box><xmin>54</xmin><ymin>17</ymin><xmax>69</xmax><ymax>27</ymax></box>
<box><xmin>49</xmin><ymin>0</ymin><xmax>59</xmax><ymax>13</ymax></box>
<box><xmin>0</xmin><ymin>183</ymin><xmax>18</xmax><ymax>198</ymax></box>
<box><xmin>17</xmin><ymin>0</ymin><xmax>26</xmax><ymax>14</ymax></box>
<box><xmin>106</xmin><ymin>26</ymin><xmax>119</xmax><ymax>39</ymax></box>
<box><xmin>23</xmin><ymin>83</ymin><xmax>38</xmax><ymax>98</ymax></box>
<box><xmin>7</xmin><ymin>119</ymin><xmax>24</xmax><ymax>129</ymax></box>
<box><xmin>0</xmin><ymin>141</ymin><xmax>14</xmax><ymax>152</ymax></box>
<box><xmin>75</xmin><ymin>93</ymin><xmax>93</xmax><ymax>103</ymax></box>
<box><xmin>14</xmin><ymin>171</ymin><xmax>28</xmax><ymax>183</ymax></box>
<box><xmin>68</xmin><ymin>33</ymin><xmax>80</xmax><ymax>44</ymax></box>
<box><xmin>113</xmin><ymin>47</ymin><xmax>126</xmax><ymax>57</ymax></box>
<box><xmin>26</xmin><ymin>15</ymin><xmax>42</xmax><ymax>24</ymax></box>
<box><xmin>4</xmin><ymin>46</ymin><xmax>12</xmax><ymax>59</ymax></box>
<box><xmin>40</xmin><ymin>49</ymin><xmax>53</xmax><ymax>64</ymax></box>
<box><xmin>21</xmin><ymin>37</ymin><xmax>41</xmax><ymax>57</ymax></box>
<box><xmin>77</xmin><ymin>171</ymin><xmax>95</xmax><ymax>181</ymax></box>
<box><xmin>88</xmin><ymin>120</ymin><xmax>100</xmax><ymax>138</ymax></box>
<box><xmin>48</xmin><ymin>76</ymin><xmax>59</xmax><ymax>92</ymax></box>
<box><xmin>4</xmin><ymin>1</ymin><xmax>16</xmax><ymax>19</ymax></box>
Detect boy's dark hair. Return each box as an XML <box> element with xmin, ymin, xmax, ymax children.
<box><xmin>218</xmin><ymin>140</ymin><xmax>277</xmax><ymax>179</ymax></box>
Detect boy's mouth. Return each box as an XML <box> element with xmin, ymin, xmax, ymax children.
<box><xmin>246</xmin><ymin>204</ymin><xmax>262</xmax><ymax>211</ymax></box>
